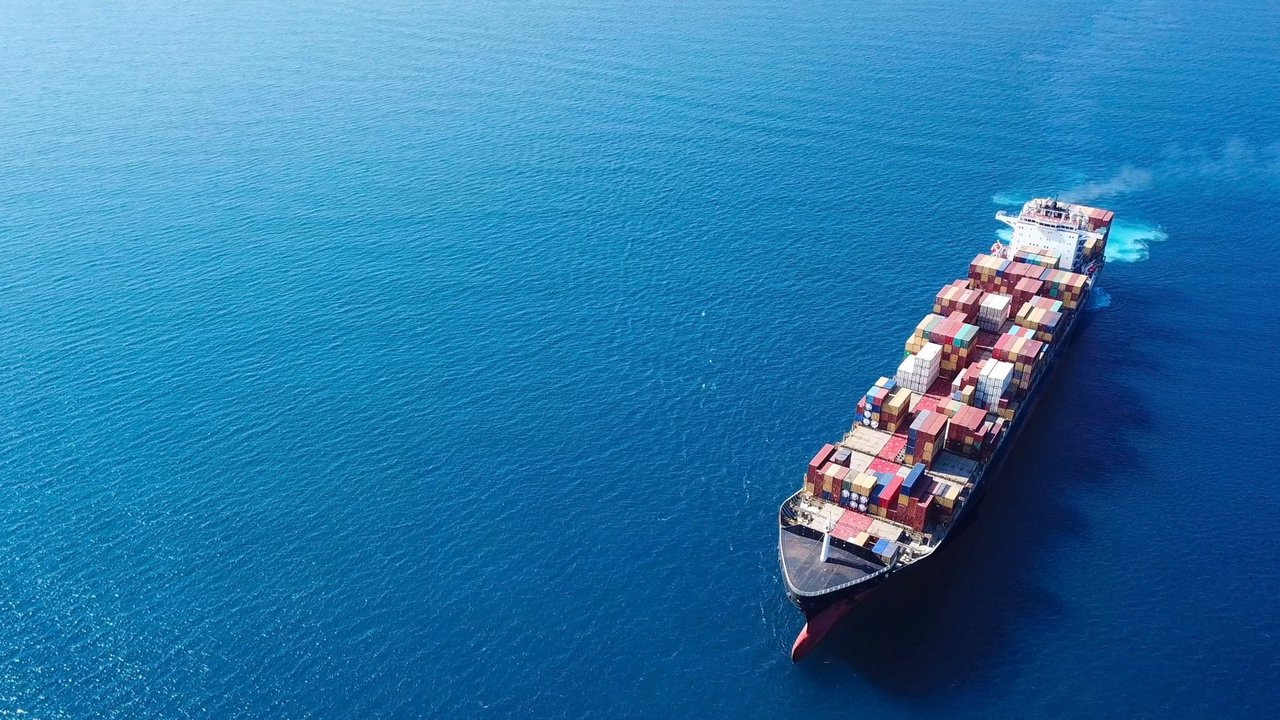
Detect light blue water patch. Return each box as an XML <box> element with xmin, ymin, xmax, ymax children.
<box><xmin>1086</xmin><ymin>286</ymin><xmax>1112</xmax><ymax>311</ymax></box>
<box><xmin>1104</xmin><ymin>221</ymin><xmax>1168</xmax><ymax>263</ymax></box>
<box><xmin>990</xmin><ymin>192</ymin><xmax>1027</xmax><ymax>207</ymax></box>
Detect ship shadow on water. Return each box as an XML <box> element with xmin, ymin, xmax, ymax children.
<box><xmin>815</xmin><ymin>288</ymin><xmax>1173</xmax><ymax>699</ymax></box>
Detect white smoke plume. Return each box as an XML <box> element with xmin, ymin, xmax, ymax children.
<box><xmin>1060</xmin><ymin>139</ymin><xmax>1280</xmax><ymax>203</ymax></box>
<box><xmin>1060</xmin><ymin>166</ymin><xmax>1153</xmax><ymax>203</ymax></box>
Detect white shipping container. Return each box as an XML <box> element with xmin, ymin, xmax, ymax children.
<box><xmin>895</xmin><ymin>353</ymin><xmax>937</xmax><ymax>393</ymax></box>
<box><xmin>895</xmin><ymin>355</ymin><xmax>916</xmax><ymax>383</ymax></box>
<box><xmin>975</xmin><ymin>359</ymin><xmax>1013</xmax><ymax>408</ymax></box>
<box><xmin>977</xmin><ymin>293</ymin><xmax>1012</xmax><ymax>332</ymax></box>
<box><xmin>917</xmin><ymin>342</ymin><xmax>943</xmax><ymax>369</ymax></box>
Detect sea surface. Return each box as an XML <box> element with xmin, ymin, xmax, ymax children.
<box><xmin>0</xmin><ymin>1</ymin><xmax>1278</xmax><ymax>717</ymax></box>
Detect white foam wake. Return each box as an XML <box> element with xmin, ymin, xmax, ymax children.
<box><xmin>1101</xmin><ymin>221</ymin><xmax>1167</xmax><ymax>263</ymax></box>
<box><xmin>1086</xmin><ymin>287</ymin><xmax>1112</xmax><ymax>311</ymax></box>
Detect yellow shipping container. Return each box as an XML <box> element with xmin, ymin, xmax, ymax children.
<box><xmin>932</xmin><ymin>481</ymin><xmax>953</xmax><ymax>508</ymax></box>
<box><xmin>945</xmin><ymin>483</ymin><xmax>962</xmax><ymax>504</ymax></box>
<box><xmin>885</xmin><ymin>389</ymin><xmax>910</xmax><ymax>414</ymax></box>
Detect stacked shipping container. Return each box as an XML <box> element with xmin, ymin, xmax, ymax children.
<box><xmin>855</xmin><ymin>377</ymin><xmax>912</xmax><ymax>432</ymax></box>
<box><xmin>1015</xmin><ymin>300</ymin><xmax>1063</xmax><ymax>343</ymax></box>
<box><xmin>905</xmin><ymin>411</ymin><xmax>947</xmax><ymax>468</ymax></box>
<box><xmin>993</xmin><ymin>331</ymin><xmax>1045</xmax><ymax>394</ymax></box>
<box><xmin>1013</xmin><ymin>248</ymin><xmax>1060</xmax><ymax>268</ymax></box>
<box><xmin>804</xmin><ymin>444</ymin><xmax>836</xmax><ymax>495</ymax></box>
<box><xmin>1039</xmin><ymin>267</ymin><xmax>1088</xmax><ymax>310</ymax></box>
<box><xmin>895</xmin><ymin>342</ymin><xmax>942</xmax><ymax>393</ymax></box>
<box><xmin>945</xmin><ymin>404</ymin><xmax>990</xmax><ymax>459</ymax></box>
<box><xmin>1013</xmin><ymin>277</ymin><xmax>1043</xmax><ymax>311</ymax></box>
<box><xmin>974</xmin><ymin>358</ymin><xmax>1013</xmax><ymax>410</ymax></box>
<box><xmin>933</xmin><ymin>280</ymin><xmax>981</xmax><ymax>323</ymax></box>
<box><xmin>950</xmin><ymin>360</ymin><xmax>983</xmax><ymax>406</ymax></box>
<box><xmin>969</xmin><ymin>254</ymin><xmax>1047</xmax><ymax>295</ymax></box>
<box><xmin>976</xmin><ymin>293</ymin><xmax>1011</xmax><ymax>332</ymax></box>
<box><xmin>905</xmin><ymin>314</ymin><xmax>978</xmax><ymax>380</ymax></box>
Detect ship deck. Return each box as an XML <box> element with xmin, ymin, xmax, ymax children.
<box><xmin>780</xmin><ymin>526</ymin><xmax>882</xmax><ymax>595</ymax></box>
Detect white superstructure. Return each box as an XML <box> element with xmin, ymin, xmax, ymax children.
<box><xmin>995</xmin><ymin>198</ymin><xmax>1109</xmax><ymax>271</ymax></box>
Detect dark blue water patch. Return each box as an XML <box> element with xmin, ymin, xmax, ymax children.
<box><xmin>0</xmin><ymin>0</ymin><xmax>1277</xmax><ymax>717</ymax></box>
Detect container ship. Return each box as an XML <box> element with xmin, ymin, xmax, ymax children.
<box><xmin>778</xmin><ymin>198</ymin><xmax>1114</xmax><ymax>661</ymax></box>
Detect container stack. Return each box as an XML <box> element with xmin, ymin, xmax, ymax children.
<box><xmin>895</xmin><ymin>342</ymin><xmax>942</xmax><ymax>393</ymax></box>
<box><xmin>891</xmin><ymin>465</ymin><xmax>932</xmax><ymax>532</ymax></box>
<box><xmin>976</xmin><ymin>293</ymin><xmax>1012</xmax><ymax>332</ymax></box>
<box><xmin>991</xmin><ymin>417</ymin><xmax>1008</xmax><ymax>446</ymax></box>
<box><xmin>1083</xmin><ymin>206</ymin><xmax>1115</xmax><ymax>231</ymax></box>
<box><xmin>905</xmin><ymin>314</ymin><xmax>943</xmax><ymax>354</ymax></box>
<box><xmin>945</xmin><ymin>404</ymin><xmax>990</xmax><ymax>458</ymax></box>
<box><xmin>932</xmin><ymin>280</ymin><xmax>981</xmax><ymax>323</ymax></box>
<box><xmin>834</xmin><ymin>445</ymin><xmax>875</xmax><ymax>507</ymax></box>
<box><xmin>930</xmin><ymin>479</ymin><xmax>963</xmax><ymax>515</ymax></box>
<box><xmin>1015</xmin><ymin>301</ymin><xmax>1063</xmax><ymax>343</ymax></box>
<box><xmin>906</xmin><ymin>494</ymin><xmax>933</xmax><ymax>532</ymax></box>
<box><xmin>877</xmin><ymin>465</ymin><xmax>908</xmax><ymax>515</ymax></box>
<box><xmin>1082</xmin><ymin>236</ymin><xmax>1102</xmax><ymax>262</ymax></box>
<box><xmin>1027</xmin><ymin>295</ymin><xmax>1064</xmax><ymax>314</ymax></box>
<box><xmin>820</xmin><ymin>463</ymin><xmax>850</xmax><ymax>503</ymax></box>
<box><xmin>1013</xmin><ymin>248</ymin><xmax>1060</xmax><ymax>268</ymax></box>
<box><xmin>804</xmin><ymin>444</ymin><xmax>836</xmax><ymax>495</ymax></box>
<box><xmin>949</xmin><ymin>360</ymin><xmax>984</xmax><ymax>405</ymax></box>
<box><xmin>1013</xmin><ymin>277</ymin><xmax>1043</xmax><ymax>310</ymax></box>
<box><xmin>894</xmin><ymin>464</ymin><xmax>926</xmax><ymax>513</ymax></box>
<box><xmin>934</xmin><ymin>397</ymin><xmax>967</xmax><ymax>419</ymax></box>
<box><xmin>994</xmin><ymin>396</ymin><xmax>1019</xmax><ymax>421</ymax></box>
<box><xmin>870</xmin><ymin>538</ymin><xmax>899</xmax><ymax>564</ymax></box>
<box><xmin>855</xmin><ymin>377</ymin><xmax>913</xmax><ymax>432</ymax></box>
<box><xmin>881</xmin><ymin>388</ymin><xmax>911</xmax><ymax>433</ymax></box>
<box><xmin>968</xmin><ymin>254</ymin><xmax>1009</xmax><ymax>293</ymax></box>
<box><xmin>830</xmin><ymin>447</ymin><xmax>852</xmax><ymax>467</ymax></box>
<box><xmin>831</xmin><ymin>510</ymin><xmax>872</xmax><ymax>543</ymax></box>
<box><xmin>993</xmin><ymin>331</ymin><xmax>1045</xmax><ymax>394</ymax></box>
<box><xmin>847</xmin><ymin>472</ymin><xmax>877</xmax><ymax>512</ymax></box>
<box><xmin>974</xmin><ymin>358</ymin><xmax>1014</xmax><ymax>410</ymax></box>
<box><xmin>905</xmin><ymin>410</ymin><xmax>948</xmax><ymax>468</ymax></box>
<box><xmin>870</xmin><ymin>470</ymin><xmax>903</xmax><ymax>518</ymax></box>
<box><xmin>1006</xmin><ymin>324</ymin><xmax>1036</xmax><ymax>341</ymax></box>
<box><xmin>1039</xmin><ymin>268</ymin><xmax>1088</xmax><ymax>310</ymax></box>
<box><xmin>905</xmin><ymin>313</ymin><xmax>978</xmax><ymax>380</ymax></box>
<box><xmin>969</xmin><ymin>254</ymin><xmax>1045</xmax><ymax>295</ymax></box>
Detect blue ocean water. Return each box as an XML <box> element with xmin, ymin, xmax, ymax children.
<box><xmin>0</xmin><ymin>0</ymin><xmax>1278</xmax><ymax>716</ymax></box>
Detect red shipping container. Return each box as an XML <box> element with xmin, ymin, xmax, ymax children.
<box><xmin>917</xmin><ymin>495</ymin><xmax>934</xmax><ymax>527</ymax></box>
<box><xmin>833</xmin><ymin>466</ymin><xmax>850</xmax><ymax>499</ymax></box>
<box><xmin>807</xmin><ymin>443</ymin><xmax>836</xmax><ymax>484</ymax></box>
<box><xmin>1014</xmin><ymin>277</ymin><xmax>1043</xmax><ymax>309</ymax></box>
<box><xmin>913</xmin><ymin>394</ymin><xmax>940</xmax><ymax>416</ymax></box>
<box><xmin>877</xmin><ymin>434</ymin><xmax>908</xmax><ymax>462</ymax></box>
<box><xmin>876</xmin><ymin>474</ymin><xmax>905</xmax><ymax>508</ymax></box>
<box><xmin>867</xmin><ymin>457</ymin><xmax>899</xmax><ymax>475</ymax></box>
<box><xmin>835</xmin><ymin>511</ymin><xmax>873</xmax><ymax>538</ymax></box>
